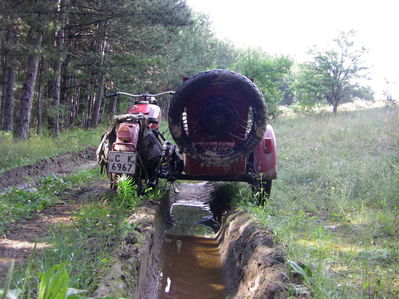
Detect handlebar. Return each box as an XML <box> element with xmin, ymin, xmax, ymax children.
<box><xmin>105</xmin><ymin>90</ymin><xmax>175</xmax><ymax>98</ymax></box>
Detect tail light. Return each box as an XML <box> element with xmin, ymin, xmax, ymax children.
<box><xmin>117</xmin><ymin>125</ymin><xmax>131</xmax><ymax>141</ymax></box>
<box><xmin>263</xmin><ymin>138</ymin><xmax>273</xmax><ymax>153</ymax></box>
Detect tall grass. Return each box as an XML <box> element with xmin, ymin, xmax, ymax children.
<box><xmin>0</xmin><ymin>126</ymin><xmax>106</xmax><ymax>172</ymax></box>
<box><xmin>244</xmin><ymin>107</ymin><xmax>399</xmax><ymax>298</ymax></box>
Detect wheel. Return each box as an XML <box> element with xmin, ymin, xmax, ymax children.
<box><xmin>168</xmin><ymin>69</ymin><xmax>267</xmax><ymax>166</ymax></box>
<box><xmin>251</xmin><ymin>179</ymin><xmax>272</xmax><ymax>205</ymax></box>
<box><xmin>134</xmin><ymin>166</ymin><xmax>159</xmax><ymax>195</ymax></box>
<box><xmin>134</xmin><ymin>166</ymin><xmax>145</xmax><ymax>195</ymax></box>
<box><xmin>109</xmin><ymin>173</ymin><xmax>118</xmax><ymax>190</ymax></box>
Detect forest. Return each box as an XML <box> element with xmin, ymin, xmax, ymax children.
<box><xmin>0</xmin><ymin>0</ymin><xmax>239</xmax><ymax>140</ymax></box>
<box><xmin>1</xmin><ymin>0</ymin><xmax>377</xmax><ymax>141</ymax></box>
<box><xmin>1</xmin><ymin>1</ymin><xmax>398</xmax><ymax>298</ymax></box>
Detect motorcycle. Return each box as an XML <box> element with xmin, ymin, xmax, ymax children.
<box><xmin>97</xmin><ymin>69</ymin><xmax>277</xmax><ymax>205</ymax></box>
<box><xmin>96</xmin><ymin>91</ymin><xmax>174</xmax><ymax>194</ymax></box>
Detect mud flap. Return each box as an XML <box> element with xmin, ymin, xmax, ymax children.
<box><xmin>96</xmin><ymin>124</ymin><xmax>116</xmax><ymax>174</ymax></box>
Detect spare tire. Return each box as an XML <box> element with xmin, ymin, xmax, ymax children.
<box><xmin>168</xmin><ymin>69</ymin><xmax>267</xmax><ymax>166</ymax></box>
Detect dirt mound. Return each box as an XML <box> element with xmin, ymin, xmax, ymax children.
<box><xmin>220</xmin><ymin>210</ymin><xmax>286</xmax><ymax>298</ymax></box>
<box><xmin>93</xmin><ymin>199</ymin><xmax>165</xmax><ymax>298</ymax></box>
<box><xmin>94</xmin><ymin>183</ymin><xmax>287</xmax><ymax>298</ymax></box>
<box><xmin>0</xmin><ymin>147</ymin><xmax>96</xmax><ymax>189</ymax></box>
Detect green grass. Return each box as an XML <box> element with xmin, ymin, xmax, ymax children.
<box><xmin>0</xmin><ymin>126</ymin><xmax>106</xmax><ymax>172</ymax></box>
<box><xmin>5</xmin><ymin>168</ymin><xmax>165</xmax><ymax>297</ymax></box>
<box><xmin>239</xmin><ymin>106</ymin><xmax>399</xmax><ymax>298</ymax></box>
<box><xmin>0</xmin><ymin>168</ymin><xmax>101</xmax><ymax>235</ymax></box>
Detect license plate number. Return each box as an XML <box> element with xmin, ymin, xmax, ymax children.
<box><xmin>108</xmin><ymin>152</ymin><xmax>136</xmax><ymax>174</ymax></box>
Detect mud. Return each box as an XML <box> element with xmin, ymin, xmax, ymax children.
<box><xmin>159</xmin><ymin>235</ymin><xmax>226</xmax><ymax>299</ymax></box>
<box><xmin>0</xmin><ymin>182</ymin><xmax>108</xmax><ymax>282</ymax></box>
<box><xmin>0</xmin><ymin>147</ymin><xmax>96</xmax><ymax>189</ymax></box>
<box><xmin>220</xmin><ymin>210</ymin><xmax>286</xmax><ymax>298</ymax></box>
<box><xmin>95</xmin><ymin>182</ymin><xmax>287</xmax><ymax>298</ymax></box>
<box><xmin>0</xmin><ymin>143</ymin><xmax>287</xmax><ymax>298</ymax></box>
<box><xmin>93</xmin><ymin>199</ymin><xmax>165</xmax><ymax>298</ymax></box>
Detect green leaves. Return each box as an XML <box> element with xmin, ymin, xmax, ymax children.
<box><xmin>38</xmin><ymin>264</ymin><xmax>69</xmax><ymax>299</ymax></box>
<box><xmin>294</xmin><ymin>31</ymin><xmax>372</xmax><ymax>113</ymax></box>
<box><xmin>232</xmin><ymin>49</ymin><xmax>293</xmax><ymax>117</ymax></box>
<box><xmin>36</xmin><ymin>264</ymin><xmax>126</xmax><ymax>299</ymax></box>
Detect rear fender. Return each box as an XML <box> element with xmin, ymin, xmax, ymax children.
<box><xmin>253</xmin><ymin>124</ymin><xmax>277</xmax><ymax>180</ymax></box>
<box><xmin>113</xmin><ymin>122</ymin><xmax>140</xmax><ymax>152</ymax></box>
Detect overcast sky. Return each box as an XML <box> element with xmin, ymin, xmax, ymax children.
<box><xmin>186</xmin><ymin>0</ymin><xmax>399</xmax><ymax>99</ymax></box>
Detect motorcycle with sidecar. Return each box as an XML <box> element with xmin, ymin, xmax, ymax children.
<box><xmin>97</xmin><ymin>69</ymin><xmax>277</xmax><ymax>204</ymax></box>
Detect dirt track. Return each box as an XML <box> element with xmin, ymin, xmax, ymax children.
<box><xmin>0</xmin><ymin>150</ymin><xmax>288</xmax><ymax>298</ymax></box>
<box><xmin>0</xmin><ymin>147</ymin><xmax>96</xmax><ymax>189</ymax></box>
<box><xmin>95</xmin><ymin>182</ymin><xmax>287</xmax><ymax>298</ymax></box>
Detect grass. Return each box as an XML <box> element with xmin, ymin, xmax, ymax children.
<box><xmin>0</xmin><ymin>168</ymin><xmax>101</xmax><ymax>235</ymax></box>
<box><xmin>3</xmin><ymin>167</ymin><xmax>165</xmax><ymax>298</ymax></box>
<box><xmin>239</xmin><ymin>106</ymin><xmax>399</xmax><ymax>298</ymax></box>
<box><xmin>0</xmin><ymin>126</ymin><xmax>106</xmax><ymax>173</ymax></box>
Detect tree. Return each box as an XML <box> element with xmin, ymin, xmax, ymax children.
<box><xmin>295</xmin><ymin>31</ymin><xmax>373</xmax><ymax>114</ymax></box>
<box><xmin>13</xmin><ymin>31</ymin><xmax>43</xmax><ymax>140</ymax></box>
<box><xmin>232</xmin><ymin>49</ymin><xmax>293</xmax><ymax>117</ymax></box>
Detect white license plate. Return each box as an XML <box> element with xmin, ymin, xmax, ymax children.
<box><xmin>108</xmin><ymin>152</ymin><xmax>136</xmax><ymax>174</ymax></box>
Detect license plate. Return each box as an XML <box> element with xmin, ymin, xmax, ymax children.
<box><xmin>108</xmin><ymin>152</ymin><xmax>136</xmax><ymax>174</ymax></box>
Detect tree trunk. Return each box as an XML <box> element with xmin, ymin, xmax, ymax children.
<box><xmin>90</xmin><ymin>34</ymin><xmax>107</xmax><ymax>128</ymax></box>
<box><xmin>90</xmin><ymin>74</ymin><xmax>105</xmax><ymax>127</ymax></box>
<box><xmin>35</xmin><ymin>58</ymin><xmax>44</xmax><ymax>135</ymax></box>
<box><xmin>49</xmin><ymin>0</ymin><xmax>66</xmax><ymax>137</ymax></box>
<box><xmin>1</xmin><ymin>28</ymin><xmax>16</xmax><ymax>131</ymax></box>
<box><xmin>333</xmin><ymin>102</ymin><xmax>338</xmax><ymax>114</ymax></box>
<box><xmin>1</xmin><ymin>48</ymin><xmax>8</xmax><ymax>130</ymax></box>
<box><xmin>14</xmin><ymin>34</ymin><xmax>43</xmax><ymax>140</ymax></box>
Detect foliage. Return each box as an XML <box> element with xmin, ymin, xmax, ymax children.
<box><xmin>5</xmin><ymin>166</ymin><xmax>166</xmax><ymax>296</ymax></box>
<box><xmin>0</xmin><ymin>0</ymin><xmax>241</xmax><ymax>138</ymax></box>
<box><xmin>231</xmin><ymin>48</ymin><xmax>293</xmax><ymax>117</ymax></box>
<box><xmin>239</xmin><ymin>107</ymin><xmax>399</xmax><ymax>297</ymax></box>
<box><xmin>0</xmin><ymin>168</ymin><xmax>100</xmax><ymax>234</ymax></box>
<box><xmin>37</xmin><ymin>264</ymin><xmax>69</xmax><ymax>299</ymax></box>
<box><xmin>158</xmin><ymin>13</ymin><xmax>239</xmax><ymax>88</ymax></box>
<box><xmin>0</xmin><ymin>126</ymin><xmax>105</xmax><ymax>172</ymax></box>
<box><xmin>294</xmin><ymin>31</ymin><xmax>374</xmax><ymax>113</ymax></box>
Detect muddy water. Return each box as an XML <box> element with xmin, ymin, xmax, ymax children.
<box><xmin>158</xmin><ymin>183</ymin><xmax>226</xmax><ymax>299</ymax></box>
<box><xmin>158</xmin><ymin>235</ymin><xmax>225</xmax><ymax>299</ymax></box>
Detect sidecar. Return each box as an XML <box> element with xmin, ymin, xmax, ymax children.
<box><xmin>160</xmin><ymin>69</ymin><xmax>277</xmax><ymax>204</ymax></box>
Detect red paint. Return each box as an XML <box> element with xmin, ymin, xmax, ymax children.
<box><xmin>128</xmin><ymin>103</ymin><xmax>162</xmax><ymax>129</ymax></box>
<box><xmin>253</xmin><ymin>125</ymin><xmax>277</xmax><ymax>180</ymax></box>
<box><xmin>114</xmin><ymin>123</ymin><xmax>140</xmax><ymax>152</ymax></box>
<box><xmin>128</xmin><ymin>103</ymin><xmax>151</xmax><ymax>114</ymax></box>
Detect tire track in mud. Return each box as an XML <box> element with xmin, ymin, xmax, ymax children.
<box><xmin>0</xmin><ymin>148</ymin><xmax>288</xmax><ymax>297</ymax></box>
<box><xmin>0</xmin><ymin>147</ymin><xmax>96</xmax><ymax>189</ymax></box>
<box><xmin>96</xmin><ymin>182</ymin><xmax>288</xmax><ymax>299</ymax></box>
<box><xmin>0</xmin><ymin>147</ymin><xmax>100</xmax><ymax>281</ymax></box>
<box><xmin>0</xmin><ymin>182</ymin><xmax>109</xmax><ymax>282</ymax></box>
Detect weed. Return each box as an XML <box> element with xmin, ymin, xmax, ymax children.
<box><xmin>116</xmin><ymin>175</ymin><xmax>137</xmax><ymax>208</ymax></box>
<box><xmin>239</xmin><ymin>107</ymin><xmax>399</xmax><ymax>297</ymax></box>
<box><xmin>0</xmin><ymin>168</ymin><xmax>101</xmax><ymax>235</ymax></box>
<box><xmin>0</xmin><ymin>126</ymin><xmax>105</xmax><ymax>172</ymax></box>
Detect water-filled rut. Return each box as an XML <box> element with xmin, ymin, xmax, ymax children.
<box><xmin>94</xmin><ymin>182</ymin><xmax>287</xmax><ymax>298</ymax></box>
<box><xmin>159</xmin><ymin>235</ymin><xmax>225</xmax><ymax>299</ymax></box>
<box><xmin>158</xmin><ymin>182</ymin><xmax>226</xmax><ymax>298</ymax></box>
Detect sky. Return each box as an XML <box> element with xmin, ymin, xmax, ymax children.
<box><xmin>186</xmin><ymin>0</ymin><xmax>399</xmax><ymax>99</ymax></box>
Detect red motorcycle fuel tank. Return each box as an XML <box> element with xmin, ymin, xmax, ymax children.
<box><xmin>128</xmin><ymin>103</ymin><xmax>162</xmax><ymax>129</ymax></box>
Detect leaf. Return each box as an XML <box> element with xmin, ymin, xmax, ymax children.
<box><xmin>37</xmin><ymin>264</ymin><xmax>69</xmax><ymax>299</ymax></box>
<box><xmin>288</xmin><ymin>260</ymin><xmax>313</xmax><ymax>279</ymax></box>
